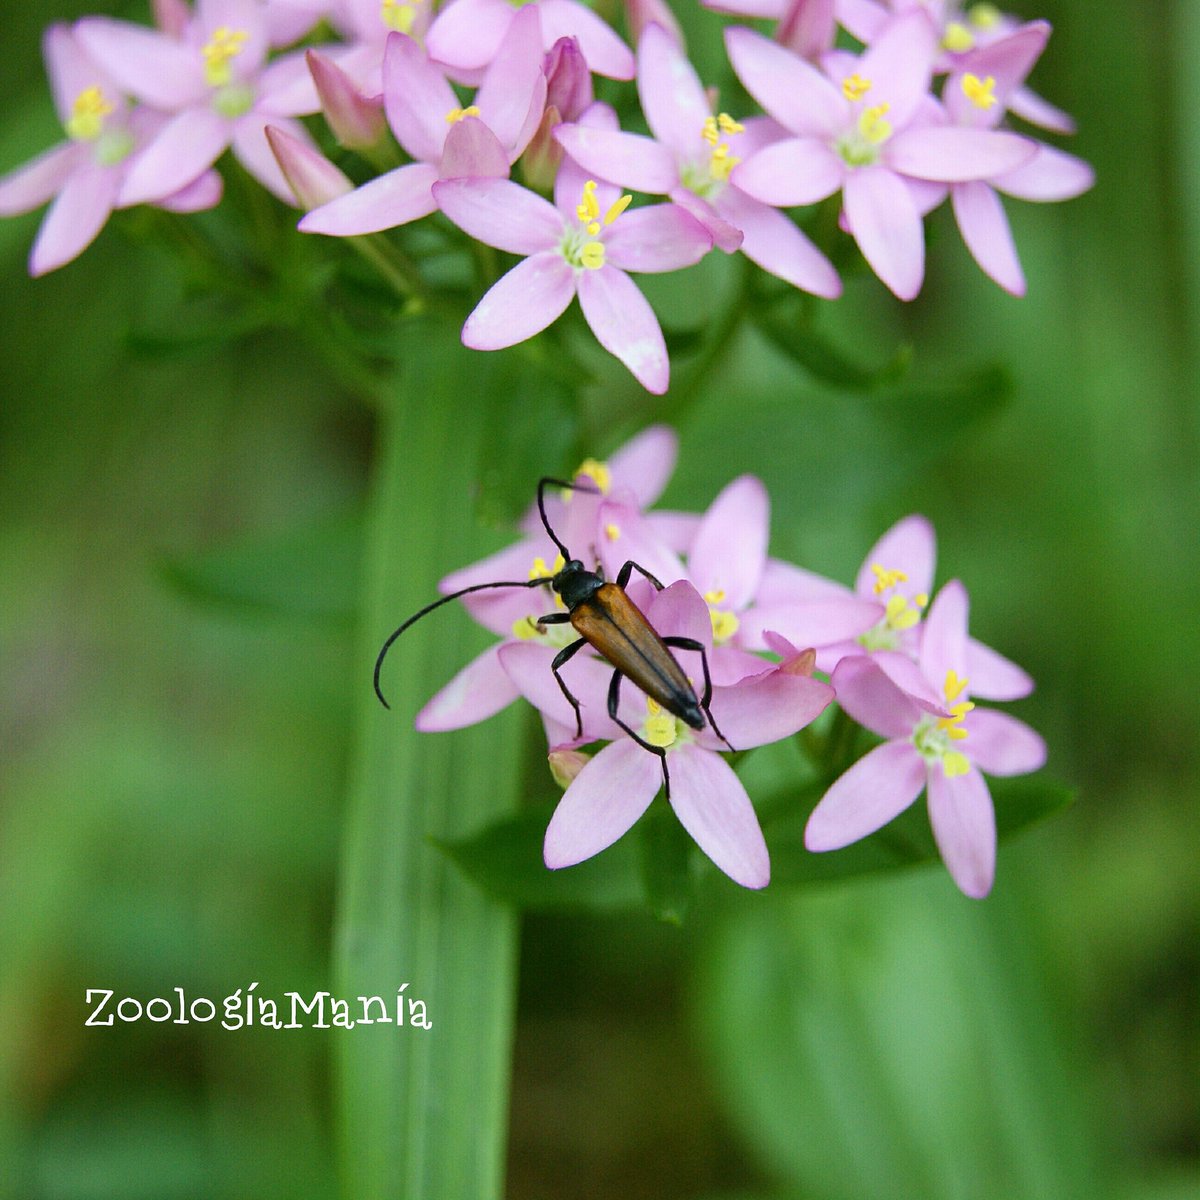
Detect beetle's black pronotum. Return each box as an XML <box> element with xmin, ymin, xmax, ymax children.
<box><xmin>373</xmin><ymin>476</ymin><xmax>732</xmax><ymax>797</ymax></box>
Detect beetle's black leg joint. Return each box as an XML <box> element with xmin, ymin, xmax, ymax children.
<box><xmin>537</xmin><ymin>612</ymin><xmax>572</xmax><ymax>626</ymax></box>
<box><xmin>663</xmin><ymin>635</ymin><xmax>736</xmax><ymax>752</ymax></box>
<box><xmin>607</xmin><ymin>668</ymin><xmax>671</xmax><ymax>800</ymax></box>
<box><xmin>550</xmin><ymin>637</ymin><xmax>589</xmax><ymax>738</ymax></box>
<box><xmin>615</xmin><ymin>560</ymin><xmax>665</xmax><ymax>591</ymax></box>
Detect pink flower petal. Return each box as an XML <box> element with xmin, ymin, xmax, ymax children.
<box><xmin>232</xmin><ymin>112</ymin><xmax>303</xmax><ymax>203</ymax></box>
<box><xmin>993</xmin><ymin>144</ymin><xmax>1095</xmax><ymax>202</ymax></box>
<box><xmin>594</xmin><ymin>500</ymin><xmax>687</xmax><ymax>590</ymax></box>
<box><xmin>704</xmin><ymin>669</ymin><xmax>834</xmax><ymax>749</ymax></box>
<box><xmin>119</xmin><ymin>107</ymin><xmax>231</xmax><ymax>206</ymax></box>
<box><xmin>738</xmin><ymin>597</ymin><xmax>883</xmax><ymax>650</ymax></box>
<box><xmin>607</xmin><ymin>424</ymin><xmax>678</xmax><ymax>507</ymax></box>
<box><xmin>855</xmin><ymin>513</ymin><xmax>936</xmax><ymax>598</ymax></box>
<box><xmin>433</xmin><ymin>176</ymin><xmax>561</xmax><ymax>253</ymax></box>
<box><xmin>718</xmin><ymin>186</ymin><xmax>842</xmax><ymax>297</ymax></box>
<box><xmin>157</xmin><ymin>168</ymin><xmax>223</xmax><ymax>212</ymax></box>
<box><xmin>670</xmin><ymin>189</ymin><xmax>745</xmax><ymax>255</ymax></box>
<box><xmin>856</xmin><ymin>10</ymin><xmax>938</xmax><ymax>128</ymax></box>
<box><xmin>544</xmin><ymin>740</ymin><xmax>661</xmax><ymax>867</ymax></box>
<box><xmin>462</xmin><ymin>252</ymin><xmax>576</xmax><ymax>350</ymax></box>
<box><xmin>689</xmin><ymin>475</ymin><xmax>769</xmax><ymax>610</ymax></box>
<box><xmin>383</xmin><ymin>32</ymin><xmax>459</xmax><ymax>163</ymax></box>
<box><xmin>644</xmin><ymin>510</ymin><xmax>701</xmax><ymax>553</ymax></box>
<box><xmin>830</xmin><ymin>654</ymin><xmax>923</xmax><ymax>738</ymax></box>
<box><xmin>636</xmin><ymin>22</ymin><xmax>710</xmax><ymax>156</ymax></box>
<box><xmin>952</xmin><ymin>180</ymin><xmax>1024</xmax><ymax>296</ymax></box>
<box><xmin>258</xmin><ymin>48</ymin><xmax>322</xmax><ymax>116</ymax></box>
<box><xmin>499</xmin><ymin>639</ymin><xmax>623</xmax><ymax>738</ymax></box>
<box><xmin>724</xmin><ymin>27</ymin><xmax>845</xmax><ymax>138</ymax></box>
<box><xmin>927</xmin><ymin>764</ymin><xmax>996</xmax><ymax>898</ymax></box>
<box><xmin>732</xmin><ymin>136</ymin><xmax>843</xmax><ymax>207</ymax></box>
<box><xmin>963</xmin><ymin>709</ymin><xmax>1046</xmax><ymax>777</ymax></box>
<box><xmin>643</xmin><ymin>580</ymin><xmax>713</xmax><ymax>646</ymax></box>
<box><xmin>603</xmin><ymin>203</ymin><xmax>712</xmax><ymax>273</ymax></box>
<box><xmin>0</xmin><ymin>142</ymin><xmax>80</xmax><ymax>216</ymax></box>
<box><xmin>887</xmin><ymin>127</ymin><xmax>1035</xmax><ymax>183</ymax></box>
<box><xmin>426</xmin><ymin>0</ymin><xmax>514</xmax><ymax>73</ymax></box>
<box><xmin>919</xmin><ymin>580</ymin><xmax>969</xmax><ymax>695</ymax></box>
<box><xmin>965</xmin><ymin>636</ymin><xmax>1033</xmax><ymax>701</ymax></box>
<box><xmin>415</xmin><ymin>642</ymin><xmax>520</xmax><ymax>731</ymax></box>
<box><xmin>944</xmin><ymin>22</ymin><xmax>1049</xmax><ymax>128</ymax></box>
<box><xmin>1008</xmin><ymin>85</ymin><xmax>1076</xmax><ymax>136</ymax></box>
<box><xmin>299</xmin><ymin>162</ymin><xmax>438</xmax><ymax>234</ymax></box>
<box><xmin>29</xmin><ymin>163</ymin><xmax>120</xmax><ymax>276</ymax></box>
<box><xmin>805</xmin><ymin>739</ymin><xmax>927</xmax><ymax>850</ymax></box>
<box><xmin>669</xmin><ymin>746</ymin><xmax>770</xmax><ymax>888</ymax></box>
<box><xmin>74</xmin><ymin>17</ymin><xmax>205</xmax><ymax>108</ymax></box>
<box><xmin>554</xmin><ymin>125</ymin><xmax>678</xmax><ymax>194</ymax></box>
<box><xmin>758</xmin><ymin>558</ymin><xmax>851</xmax><ymax>604</ymax></box>
<box><xmin>474</xmin><ymin>6</ymin><xmax>547</xmax><ymax>153</ymax></box>
<box><xmin>576</xmin><ymin>265</ymin><xmax>669</xmax><ymax>393</ymax></box>
<box><xmin>540</xmin><ymin>0</ymin><xmax>635</xmax><ymax>80</ymax></box>
<box><xmin>843</xmin><ymin>165</ymin><xmax>924</xmax><ymax>300</ymax></box>
<box><xmin>439</xmin><ymin>117</ymin><xmax>510</xmax><ymax>181</ymax></box>
<box><xmin>872</xmin><ymin>650</ymin><xmax>944</xmax><ymax>713</ymax></box>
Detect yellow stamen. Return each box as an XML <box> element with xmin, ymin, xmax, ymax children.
<box><xmin>643</xmin><ymin>698</ymin><xmax>677</xmax><ymax>748</ymax></box>
<box><xmin>914</xmin><ymin>592</ymin><xmax>929</xmax><ymax>608</ymax></box>
<box><xmin>842</xmin><ymin>73</ymin><xmax>871</xmax><ymax>102</ymax></box>
<box><xmin>66</xmin><ymin>86</ymin><xmax>114</xmax><ymax>141</ymax></box>
<box><xmin>445</xmin><ymin>105</ymin><xmax>481</xmax><ymax>124</ymax></box>
<box><xmin>709</xmin><ymin>609</ymin><xmax>740</xmax><ymax>643</ymax></box>
<box><xmin>381</xmin><ymin>0</ymin><xmax>419</xmax><ymax>33</ymax></box>
<box><xmin>703</xmin><ymin>589</ymin><xmax>726</xmax><ymax>605</ymax></box>
<box><xmin>885</xmin><ymin>594</ymin><xmax>920</xmax><ymax>631</ymax></box>
<box><xmin>202</xmin><ymin>26</ymin><xmax>249</xmax><ymax>88</ymax></box>
<box><xmin>529</xmin><ymin>553</ymin><xmax>565</xmax><ymax>581</ymax></box>
<box><xmin>962</xmin><ymin>73</ymin><xmax>998</xmax><ymax>110</ymax></box>
<box><xmin>942</xmin><ymin>22</ymin><xmax>975</xmax><ymax>53</ymax></box>
<box><xmin>942</xmin><ymin>750</ymin><xmax>970</xmax><ymax>777</ymax></box>
<box><xmin>511</xmin><ymin>615</ymin><xmax>545</xmax><ymax>640</ymax></box>
<box><xmin>870</xmin><ymin>563</ymin><xmax>908</xmax><ymax>595</ymax></box>
<box><xmin>576</xmin><ymin>179</ymin><xmax>600</xmax><ymax>223</ymax></box>
<box><xmin>604</xmin><ymin>522</ymin><xmax>621</xmax><ymax>542</ymax></box>
<box><xmin>969</xmin><ymin>3</ymin><xmax>1001</xmax><ymax>29</ymax></box>
<box><xmin>709</xmin><ymin>143</ymin><xmax>740</xmax><ymax>181</ymax></box>
<box><xmin>944</xmin><ymin>669</ymin><xmax>968</xmax><ymax>701</ymax></box>
<box><xmin>717</xmin><ymin>112</ymin><xmax>744</xmax><ymax>135</ymax></box>
<box><xmin>604</xmin><ymin>194</ymin><xmax>632</xmax><ymax>225</ymax></box>
<box><xmin>858</xmin><ymin>102</ymin><xmax>892</xmax><ymax>144</ymax></box>
<box><xmin>580</xmin><ymin>241</ymin><xmax>605</xmax><ymax>270</ymax></box>
<box><xmin>573</xmin><ymin>457</ymin><xmax>611</xmax><ymax>492</ymax></box>
<box><xmin>701</xmin><ymin>116</ymin><xmax>719</xmax><ymax>146</ymax></box>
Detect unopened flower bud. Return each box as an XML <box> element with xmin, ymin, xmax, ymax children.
<box><xmin>549</xmin><ymin>747</ymin><xmax>590</xmax><ymax>789</ymax></box>
<box><xmin>520</xmin><ymin>104</ymin><xmax>564</xmax><ymax>194</ymax></box>
<box><xmin>265</xmin><ymin>125</ymin><xmax>354</xmax><ymax>211</ymax></box>
<box><xmin>776</xmin><ymin>0</ymin><xmax>836</xmax><ymax>61</ymax></box>
<box><xmin>543</xmin><ymin>37</ymin><xmax>593</xmax><ymax>124</ymax></box>
<box><xmin>624</xmin><ymin>0</ymin><xmax>685</xmax><ymax>48</ymax></box>
<box><xmin>306</xmin><ymin>49</ymin><xmax>387</xmax><ymax>152</ymax></box>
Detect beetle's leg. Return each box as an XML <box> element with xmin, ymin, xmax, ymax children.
<box><xmin>536</xmin><ymin>612</ymin><xmax>572</xmax><ymax>626</ymax></box>
<box><xmin>607</xmin><ymin>668</ymin><xmax>671</xmax><ymax>800</ymax></box>
<box><xmin>615</xmin><ymin>560</ymin><xmax>665</xmax><ymax>591</ymax></box>
<box><xmin>662</xmin><ymin>636</ymin><xmax>736</xmax><ymax>752</ymax></box>
<box><xmin>549</xmin><ymin>636</ymin><xmax>589</xmax><ymax>739</ymax></box>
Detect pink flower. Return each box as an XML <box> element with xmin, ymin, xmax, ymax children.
<box><xmin>426</xmin><ymin>0</ymin><xmax>634</xmax><ymax>81</ymax></box>
<box><xmin>805</xmin><ymin>580</ymin><xmax>1046</xmax><ymax>897</ymax></box>
<box><xmin>323</xmin><ymin>0</ymin><xmax>437</xmax><ymax>96</ymax></box>
<box><xmin>0</xmin><ymin>24</ymin><xmax>220</xmax><ymax>276</ymax></box>
<box><xmin>726</xmin><ymin>12</ymin><xmax>1035</xmax><ymax>298</ymax></box>
<box><xmin>300</xmin><ymin>17</ymin><xmax>546</xmax><ymax>236</ymax></box>
<box><xmin>505</xmin><ymin>581</ymin><xmax>834</xmax><ymax>888</ymax></box>
<box><xmin>433</xmin><ymin>102</ymin><xmax>713</xmax><ymax>393</ymax></box>
<box><xmin>75</xmin><ymin>0</ymin><xmax>324</xmax><ymax>205</ymax></box>
<box><xmin>554</xmin><ymin>22</ymin><xmax>841</xmax><ymax>297</ymax></box>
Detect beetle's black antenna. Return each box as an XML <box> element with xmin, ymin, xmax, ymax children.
<box><xmin>536</xmin><ymin>476</ymin><xmax>600</xmax><ymax>561</ymax></box>
<box><xmin>374</xmin><ymin>577</ymin><xmax>545</xmax><ymax>709</ymax></box>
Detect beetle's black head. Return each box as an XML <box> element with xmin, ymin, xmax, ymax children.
<box><xmin>551</xmin><ymin>558</ymin><xmax>604</xmax><ymax>611</ymax></box>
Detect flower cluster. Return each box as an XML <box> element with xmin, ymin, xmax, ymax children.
<box><xmin>400</xmin><ymin>425</ymin><xmax>1045</xmax><ymax>896</ymax></box>
<box><xmin>3</xmin><ymin>0</ymin><xmax>1092</xmax><ymax>389</ymax></box>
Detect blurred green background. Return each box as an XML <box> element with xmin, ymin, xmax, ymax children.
<box><xmin>0</xmin><ymin>1</ymin><xmax>1195</xmax><ymax>1198</ymax></box>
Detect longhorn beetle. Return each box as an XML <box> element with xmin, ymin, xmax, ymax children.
<box><xmin>373</xmin><ymin>476</ymin><xmax>732</xmax><ymax>798</ymax></box>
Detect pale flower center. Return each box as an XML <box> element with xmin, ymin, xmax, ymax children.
<box><xmin>857</xmin><ymin>563</ymin><xmax>928</xmax><ymax>651</ymax></box>
<box><xmin>834</xmin><ymin>75</ymin><xmax>893</xmax><ymax>167</ymax></box>
<box><xmin>559</xmin><ymin>180</ymin><xmax>632</xmax><ymax>271</ymax></box>
<box><xmin>640</xmin><ymin>697</ymin><xmax>690</xmax><ymax>750</ymax></box>
<box><xmin>912</xmin><ymin>669</ymin><xmax>975</xmax><ymax>777</ymax></box>
<box><xmin>704</xmin><ymin>589</ymin><xmax>740</xmax><ymax>644</ymax></box>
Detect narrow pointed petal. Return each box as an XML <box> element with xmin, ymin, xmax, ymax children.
<box><xmin>739</xmin><ymin>596</ymin><xmax>883</xmax><ymax>649</ymax></box>
<box><xmin>927</xmin><ymin>765</ymin><xmax>995</xmax><ymax>898</ymax></box>
<box><xmin>670</xmin><ymin>189</ymin><xmax>745</xmax><ymax>254</ymax></box>
<box><xmin>669</xmin><ymin>748</ymin><xmax>769</xmax><ymax>888</ymax></box>
<box><xmin>119</xmin><ymin>108</ymin><xmax>230</xmax><ymax>206</ymax></box>
<box><xmin>232</xmin><ymin>113</ymin><xmax>305</xmax><ymax>203</ymax></box>
<box><xmin>952</xmin><ymin>180</ymin><xmax>1024</xmax><ymax>295</ymax></box>
<box><xmin>258</xmin><ymin>49</ymin><xmax>322</xmax><ymax>116</ymax></box>
<box><xmin>462</xmin><ymin>252</ymin><xmax>576</xmax><ymax>350</ymax></box>
<box><xmin>300</xmin><ymin>162</ymin><xmax>438</xmax><ymax>234</ymax></box>
<box><xmin>637</xmin><ymin>22</ymin><xmax>710</xmax><ymax>155</ymax></box>
<box><xmin>732</xmin><ymin>137</ymin><xmax>843</xmax><ymax>206</ymax></box>
<box><xmin>855</xmin><ymin>513</ymin><xmax>936</xmax><ymax>598</ymax></box>
<box><xmin>966</xmin><ymin>636</ymin><xmax>1033</xmax><ymax>700</ymax></box>
<box><xmin>872</xmin><ymin>650</ymin><xmax>944</xmax><ymax>712</ymax></box>
<box><xmin>964</xmin><ymin>709</ymin><xmax>1046</xmax><ymax>776</ymax></box>
<box><xmin>603</xmin><ymin>204</ymin><xmax>712</xmax><ymax>273</ymax></box>
<box><xmin>306</xmin><ymin>49</ymin><xmax>386</xmax><ymax>150</ymax></box>
<box><xmin>415</xmin><ymin>643</ymin><xmax>520</xmax><ymax>731</ymax></box>
<box><xmin>887</xmin><ymin>127</ymin><xmax>1035</xmax><ymax>183</ymax></box>
<box><xmin>74</xmin><ymin>17</ymin><xmax>205</xmax><ymax>108</ymax></box>
<box><xmin>157</xmin><ymin>169</ymin><xmax>222</xmax><ymax>213</ymax></box>
<box><xmin>689</xmin><ymin>476</ymin><xmax>769</xmax><ymax>610</ymax></box>
<box><xmin>540</xmin><ymin>0</ymin><xmax>635</xmax><ymax>80</ymax></box>
<box><xmin>843</xmin><ymin>165</ymin><xmax>924</xmax><ymax>300</ymax></box>
<box><xmin>805</xmin><ymin>739</ymin><xmax>926</xmax><ymax>850</ymax></box>
<box><xmin>993</xmin><ymin>144</ymin><xmax>1095</xmax><ymax>202</ymax></box>
<box><xmin>266</xmin><ymin>124</ymin><xmax>353</xmax><ymax>210</ymax></box>
<box><xmin>1008</xmin><ymin>85</ymin><xmax>1076</xmax><ymax>136</ymax></box>
<box><xmin>544</xmin><ymin>741</ymin><xmax>661</xmax><ymax>867</ymax></box>
<box><xmin>830</xmin><ymin>654</ymin><xmax>923</xmax><ymax>737</ymax></box>
<box><xmin>857</xmin><ymin>10</ymin><xmax>937</xmax><ymax>128</ymax></box>
<box><xmin>439</xmin><ymin>117</ymin><xmax>510</xmax><ymax>181</ymax></box>
<box><xmin>29</xmin><ymin>164</ymin><xmax>120</xmax><ymax>276</ymax></box>
<box><xmin>718</xmin><ymin>186</ymin><xmax>841</xmax><ymax>297</ymax></box>
<box><xmin>577</xmin><ymin>266</ymin><xmax>669</xmax><ymax>393</ymax></box>
<box><xmin>499</xmin><ymin>640</ymin><xmax>622</xmax><ymax>739</ymax></box>
<box><xmin>758</xmin><ymin>558</ymin><xmax>851</xmax><ymax>603</ymax></box>
<box><xmin>427</xmin><ymin>0</ymin><xmax>513</xmax><ymax>72</ymax></box>
<box><xmin>0</xmin><ymin>142</ymin><xmax>79</xmax><ymax>215</ymax></box>
<box><xmin>919</xmin><ymin>580</ymin><xmax>969</xmax><ymax>693</ymax></box>
<box><xmin>474</xmin><ymin>6</ymin><xmax>547</xmax><ymax>151</ymax></box>
<box><xmin>433</xmin><ymin>176</ymin><xmax>561</xmax><ymax>252</ymax></box>
<box><xmin>383</xmin><ymin>32</ymin><xmax>458</xmax><ymax>163</ymax></box>
<box><xmin>644</xmin><ymin>510</ymin><xmax>701</xmax><ymax>552</ymax></box>
<box><xmin>704</xmin><ymin>670</ymin><xmax>834</xmax><ymax>749</ymax></box>
<box><xmin>725</xmin><ymin>27</ymin><xmax>845</xmax><ymax>137</ymax></box>
<box><xmin>554</xmin><ymin>125</ymin><xmax>678</xmax><ymax>193</ymax></box>
<box><xmin>607</xmin><ymin>425</ymin><xmax>678</xmax><ymax>507</ymax></box>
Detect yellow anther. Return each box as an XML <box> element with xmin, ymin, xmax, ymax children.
<box><xmin>717</xmin><ymin>112</ymin><xmax>744</xmax><ymax>135</ymax></box>
<box><xmin>529</xmin><ymin>553</ymin><xmax>565</xmax><ymax>581</ymax></box>
<box><xmin>66</xmin><ymin>86</ymin><xmax>115</xmax><ymax>141</ymax></box>
<box><xmin>709</xmin><ymin>608</ymin><xmax>741</xmax><ymax>643</ymax></box>
<box><xmin>646</xmin><ymin>697</ymin><xmax>662</xmax><ymax>716</ymax></box>
<box><xmin>942</xmin><ymin>750</ymin><xmax>970</xmax><ymax>777</ymax></box>
<box><xmin>870</xmin><ymin>563</ymin><xmax>908</xmax><ymax>595</ymax></box>
<box><xmin>914</xmin><ymin>593</ymin><xmax>929</xmax><ymax>608</ymax></box>
<box><xmin>586</xmin><ymin>220</ymin><xmax>601</xmax><ymax>236</ymax></box>
<box><xmin>445</xmin><ymin>104</ymin><xmax>481</xmax><ymax>124</ymax></box>
<box><xmin>885</xmin><ymin>594</ymin><xmax>920</xmax><ymax>631</ymax></box>
<box><xmin>842</xmin><ymin>73</ymin><xmax>871</xmax><ymax>102</ymax></box>
<box><xmin>643</xmin><ymin>698</ymin><xmax>677</xmax><ymax>748</ymax></box>
<box><xmin>942</xmin><ymin>21</ymin><xmax>975</xmax><ymax>53</ymax></box>
<box><xmin>604</xmin><ymin>194</ymin><xmax>632</xmax><ymax>225</ymax></box>
<box><xmin>580</xmin><ymin>241</ymin><xmax>605</xmax><ymax>270</ymax></box>
<box><xmin>962</xmin><ymin>73</ymin><xmax>998</xmax><ymax>109</ymax></box>
<box><xmin>573</xmin><ymin>457</ymin><xmax>611</xmax><ymax>492</ymax></box>
<box><xmin>709</xmin><ymin>143</ymin><xmax>741</xmax><ymax>181</ymax></box>
<box><xmin>703</xmin><ymin>589</ymin><xmax>727</xmax><ymax>605</ymax></box>
<box><xmin>969</xmin><ymin>3</ymin><xmax>1001</xmax><ymax>29</ymax></box>
<box><xmin>944</xmin><ymin>669</ymin><xmax>968</xmax><ymax>701</ymax></box>
<box><xmin>511</xmin><ymin>615</ymin><xmax>545</xmax><ymax>640</ymax></box>
<box><xmin>604</xmin><ymin>522</ymin><xmax>621</xmax><ymax>542</ymax></box>
<box><xmin>858</xmin><ymin>102</ymin><xmax>892</xmax><ymax>144</ymax></box>
<box><xmin>701</xmin><ymin>116</ymin><xmax>719</xmax><ymax>146</ymax></box>
<box><xmin>381</xmin><ymin>0</ymin><xmax>418</xmax><ymax>33</ymax></box>
<box><xmin>576</xmin><ymin>179</ymin><xmax>600</xmax><ymax>223</ymax></box>
<box><xmin>202</xmin><ymin>26</ymin><xmax>249</xmax><ymax>88</ymax></box>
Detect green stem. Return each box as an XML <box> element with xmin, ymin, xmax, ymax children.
<box><xmin>335</xmin><ymin>323</ymin><xmax>523</xmax><ymax>1200</ymax></box>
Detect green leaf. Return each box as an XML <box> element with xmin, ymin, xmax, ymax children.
<box><xmin>158</xmin><ymin>505</ymin><xmax>363</xmax><ymax>622</ymax></box>
<box><xmin>435</xmin><ymin>804</ymin><xmax>644</xmax><ymax>912</ymax></box>
<box><xmin>765</xmin><ymin>774</ymin><xmax>1074</xmax><ymax>888</ymax></box>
